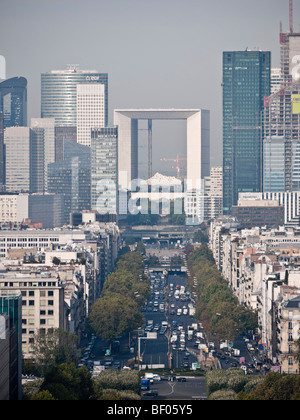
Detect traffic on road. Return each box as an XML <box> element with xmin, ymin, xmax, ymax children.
<box><xmin>76</xmin><ymin>248</ymin><xmax>267</xmax><ymax>400</ymax></box>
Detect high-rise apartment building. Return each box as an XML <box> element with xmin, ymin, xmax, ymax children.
<box><xmin>222</xmin><ymin>50</ymin><xmax>271</xmax><ymax>214</ymax></box>
<box><xmin>0</xmin><ymin>77</ymin><xmax>27</xmax><ymax>129</ymax></box>
<box><xmin>41</xmin><ymin>65</ymin><xmax>108</xmax><ymax>127</ymax></box>
<box><xmin>91</xmin><ymin>127</ymin><xmax>118</xmax><ymax>215</ymax></box>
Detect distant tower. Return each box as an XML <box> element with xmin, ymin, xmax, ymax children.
<box><xmin>41</xmin><ymin>66</ymin><xmax>108</xmax><ymax>127</ymax></box>
<box><xmin>77</xmin><ymin>84</ymin><xmax>105</xmax><ymax>146</ymax></box>
<box><xmin>222</xmin><ymin>50</ymin><xmax>270</xmax><ymax>214</ymax></box>
<box><xmin>0</xmin><ymin>77</ymin><xmax>27</xmax><ymax>129</ymax></box>
<box><xmin>263</xmin><ymin>0</ymin><xmax>300</xmax><ymax>193</ymax></box>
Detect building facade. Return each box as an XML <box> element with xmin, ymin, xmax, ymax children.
<box><xmin>5</xmin><ymin>127</ymin><xmax>31</xmax><ymax>192</ymax></box>
<box><xmin>222</xmin><ymin>50</ymin><xmax>271</xmax><ymax>214</ymax></box>
<box><xmin>47</xmin><ymin>140</ymin><xmax>91</xmax><ymax>224</ymax></box>
<box><xmin>31</xmin><ymin>118</ymin><xmax>56</xmax><ymax>191</ymax></box>
<box><xmin>91</xmin><ymin>127</ymin><xmax>118</xmax><ymax>215</ymax></box>
<box><xmin>77</xmin><ymin>84</ymin><xmax>105</xmax><ymax>147</ymax></box>
<box><xmin>0</xmin><ymin>274</ymin><xmax>65</xmax><ymax>360</ymax></box>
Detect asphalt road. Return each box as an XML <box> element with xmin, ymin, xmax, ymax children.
<box><xmin>141</xmin><ymin>273</ymin><xmax>202</xmax><ymax>370</ymax></box>
<box><xmin>143</xmin><ymin>376</ymin><xmax>207</xmax><ymax>400</ymax></box>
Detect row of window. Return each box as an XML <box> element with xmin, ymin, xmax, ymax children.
<box><xmin>22</xmin><ymin>300</ymin><xmax>54</xmax><ymax>306</ymax></box>
<box><xmin>22</xmin><ymin>290</ymin><xmax>54</xmax><ymax>297</ymax></box>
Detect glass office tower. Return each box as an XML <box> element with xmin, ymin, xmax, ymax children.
<box><xmin>223</xmin><ymin>51</ymin><xmax>270</xmax><ymax>214</ymax></box>
<box><xmin>47</xmin><ymin>140</ymin><xmax>91</xmax><ymax>224</ymax></box>
<box><xmin>0</xmin><ymin>77</ymin><xmax>27</xmax><ymax>129</ymax></box>
<box><xmin>41</xmin><ymin>65</ymin><xmax>108</xmax><ymax>127</ymax></box>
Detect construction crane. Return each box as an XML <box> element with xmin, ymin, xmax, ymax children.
<box><xmin>160</xmin><ymin>154</ymin><xmax>186</xmax><ymax>178</ymax></box>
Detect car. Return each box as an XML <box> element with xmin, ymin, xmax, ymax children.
<box><xmin>143</xmin><ymin>391</ymin><xmax>158</xmax><ymax>397</ymax></box>
<box><xmin>177</xmin><ymin>377</ymin><xmax>187</xmax><ymax>382</ymax></box>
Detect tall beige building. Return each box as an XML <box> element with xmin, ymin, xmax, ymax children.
<box><xmin>77</xmin><ymin>84</ymin><xmax>105</xmax><ymax>147</ymax></box>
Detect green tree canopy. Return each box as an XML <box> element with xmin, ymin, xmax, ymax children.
<box><xmin>89</xmin><ymin>293</ymin><xmax>143</xmax><ymax>343</ymax></box>
<box><xmin>41</xmin><ymin>363</ymin><xmax>95</xmax><ymax>401</ymax></box>
<box><xmin>187</xmin><ymin>244</ymin><xmax>257</xmax><ymax>342</ymax></box>
<box><xmin>31</xmin><ymin>328</ymin><xmax>79</xmax><ymax>376</ymax></box>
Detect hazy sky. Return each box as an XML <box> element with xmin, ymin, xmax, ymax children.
<box><xmin>1</xmin><ymin>0</ymin><xmax>300</xmax><ymax>176</ymax></box>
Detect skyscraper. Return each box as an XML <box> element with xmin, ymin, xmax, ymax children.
<box><xmin>91</xmin><ymin>127</ymin><xmax>118</xmax><ymax>216</ymax></box>
<box><xmin>5</xmin><ymin>127</ymin><xmax>31</xmax><ymax>192</ymax></box>
<box><xmin>41</xmin><ymin>65</ymin><xmax>108</xmax><ymax>127</ymax></box>
<box><xmin>0</xmin><ymin>77</ymin><xmax>27</xmax><ymax>129</ymax></box>
<box><xmin>222</xmin><ymin>50</ymin><xmax>271</xmax><ymax>214</ymax></box>
<box><xmin>5</xmin><ymin>126</ymin><xmax>46</xmax><ymax>193</ymax></box>
<box><xmin>47</xmin><ymin>140</ymin><xmax>91</xmax><ymax>223</ymax></box>
<box><xmin>77</xmin><ymin>84</ymin><xmax>105</xmax><ymax>146</ymax></box>
<box><xmin>31</xmin><ymin>118</ymin><xmax>56</xmax><ymax>191</ymax></box>
<box><xmin>263</xmin><ymin>17</ymin><xmax>300</xmax><ymax>193</ymax></box>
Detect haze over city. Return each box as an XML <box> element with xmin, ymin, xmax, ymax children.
<box><xmin>3</xmin><ymin>0</ymin><xmax>300</xmax><ymax>402</ymax></box>
<box><xmin>1</xmin><ymin>0</ymin><xmax>299</xmax><ymax>172</ymax></box>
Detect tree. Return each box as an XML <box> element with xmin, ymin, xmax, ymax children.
<box><xmin>193</xmin><ymin>229</ymin><xmax>209</xmax><ymax>244</ymax></box>
<box><xmin>31</xmin><ymin>328</ymin><xmax>79</xmax><ymax>376</ymax></box>
<box><xmin>41</xmin><ymin>363</ymin><xmax>95</xmax><ymax>401</ymax></box>
<box><xmin>31</xmin><ymin>390</ymin><xmax>56</xmax><ymax>400</ymax></box>
<box><xmin>238</xmin><ymin>372</ymin><xmax>300</xmax><ymax>400</ymax></box>
<box><xmin>89</xmin><ymin>293</ymin><xmax>143</xmax><ymax>343</ymax></box>
<box><xmin>187</xmin><ymin>244</ymin><xmax>258</xmax><ymax>342</ymax></box>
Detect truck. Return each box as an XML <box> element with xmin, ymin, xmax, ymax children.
<box><xmin>141</xmin><ymin>379</ymin><xmax>150</xmax><ymax>391</ymax></box>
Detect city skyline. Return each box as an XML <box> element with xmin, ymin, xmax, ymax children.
<box><xmin>1</xmin><ymin>0</ymin><xmax>300</xmax><ymax>171</ymax></box>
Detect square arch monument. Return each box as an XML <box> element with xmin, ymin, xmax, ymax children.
<box><xmin>114</xmin><ymin>109</ymin><xmax>210</xmax><ymax>189</ymax></box>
